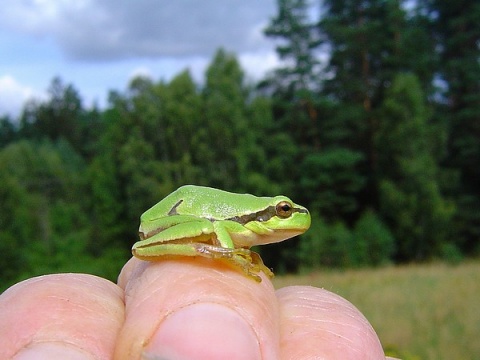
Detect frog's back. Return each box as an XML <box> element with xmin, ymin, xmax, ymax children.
<box><xmin>174</xmin><ymin>185</ymin><xmax>270</xmax><ymax>219</ymax></box>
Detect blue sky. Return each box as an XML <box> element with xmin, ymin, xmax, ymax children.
<box><xmin>0</xmin><ymin>0</ymin><xmax>279</xmax><ymax>118</ymax></box>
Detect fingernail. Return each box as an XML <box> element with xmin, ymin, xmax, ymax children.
<box><xmin>144</xmin><ymin>303</ymin><xmax>262</xmax><ymax>360</ymax></box>
<box><xmin>13</xmin><ymin>342</ymin><xmax>95</xmax><ymax>360</ymax></box>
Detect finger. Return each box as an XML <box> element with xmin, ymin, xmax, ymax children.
<box><xmin>116</xmin><ymin>257</ymin><xmax>280</xmax><ymax>360</ymax></box>
<box><xmin>277</xmin><ymin>286</ymin><xmax>386</xmax><ymax>360</ymax></box>
<box><xmin>0</xmin><ymin>274</ymin><xmax>124</xmax><ymax>360</ymax></box>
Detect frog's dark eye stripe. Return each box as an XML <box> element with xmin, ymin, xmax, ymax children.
<box><xmin>228</xmin><ymin>202</ymin><xmax>308</xmax><ymax>224</ymax></box>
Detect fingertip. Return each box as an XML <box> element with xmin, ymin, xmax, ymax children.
<box><xmin>277</xmin><ymin>286</ymin><xmax>385</xmax><ymax>359</ymax></box>
<box><xmin>0</xmin><ymin>274</ymin><xmax>124</xmax><ymax>359</ymax></box>
<box><xmin>115</xmin><ymin>258</ymin><xmax>280</xmax><ymax>359</ymax></box>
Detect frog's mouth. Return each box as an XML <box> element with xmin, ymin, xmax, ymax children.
<box><xmin>231</xmin><ymin>228</ymin><xmax>305</xmax><ymax>248</ymax></box>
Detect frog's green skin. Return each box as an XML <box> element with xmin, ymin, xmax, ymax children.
<box><xmin>132</xmin><ymin>185</ymin><xmax>311</xmax><ymax>282</ymax></box>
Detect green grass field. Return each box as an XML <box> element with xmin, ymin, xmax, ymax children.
<box><xmin>273</xmin><ymin>261</ymin><xmax>480</xmax><ymax>360</ymax></box>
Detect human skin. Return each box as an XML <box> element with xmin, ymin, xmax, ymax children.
<box><xmin>0</xmin><ymin>257</ymin><xmax>394</xmax><ymax>359</ymax></box>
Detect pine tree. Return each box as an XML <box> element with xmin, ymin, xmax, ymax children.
<box><xmin>19</xmin><ymin>77</ymin><xmax>84</xmax><ymax>153</ymax></box>
<box><xmin>264</xmin><ymin>0</ymin><xmax>322</xmax><ymax>94</ymax></box>
<box><xmin>319</xmin><ymin>0</ymin><xmax>436</xmax><ymax>212</ymax></box>
<box><xmin>264</xmin><ymin>0</ymin><xmax>323</xmax><ymax>144</ymax></box>
<box><xmin>423</xmin><ymin>0</ymin><xmax>480</xmax><ymax>250</ymax></box>
<box><xmin>200</xmin><ymin>49</ymin><xmax>250</xmax><ymax>190</ymax></box>
<box><xmin>0</xmin><ymin>116</ymin><xmax>17</xmax><ymax>148</ymax></box>
<box><xmin>377</xmin><ymin>74</ymin><xmax>455</xmax><ymax>260</ymax></box>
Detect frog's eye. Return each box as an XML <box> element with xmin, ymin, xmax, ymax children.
<box><xmin>276</xmin><ymin>201</ymin><xmax>293</xmax><ymax>218</ymax></box>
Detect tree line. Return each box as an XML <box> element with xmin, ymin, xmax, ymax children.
<box><xmin>0</xmin><ymin>0</ymin><xmax>478</xmax><ymax>290</ymax></box>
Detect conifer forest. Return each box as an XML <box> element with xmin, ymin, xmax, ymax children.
<box><xmin>1</xmin><ymin>0</ymin><xmax>479</xmax><ymax>290</ymax></box>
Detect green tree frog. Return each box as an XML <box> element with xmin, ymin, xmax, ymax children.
<box><xmin>132</xmin><ymin>185</ymin><xmax>311</xmax><ymax>282</ymax></box>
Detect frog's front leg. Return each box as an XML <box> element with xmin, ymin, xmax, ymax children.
<box><xmin>188</xmin><ymin>243</ymin><xmax>264</xmax><ymax>282</ymax></box>
<box><xmin>250</xmin><ymin>251</ymin><xmax>274</xmax><ymax>279</ymax></box>
<box><xmin>225</xmin><ymin>250</ymin><xmax>273</xmax><ymax>282</ymax></box>
<box><xmin>211</xmin><ymin>221</ymin><xmax>273</xmax><ymax>282</ymax></box>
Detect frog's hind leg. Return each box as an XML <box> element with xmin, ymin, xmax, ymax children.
<box><xmin>133</xmin><ymin>241</ymin><xmax>266</xmax><ymax>282</ymax></box>
<box><xmin>194</xmin><ymin>244</ymin><xmax>271</xmax><ymax>282</ymax></box>
<box><xmin>133</xmin><ymin>218</ymin><xmax>215</xmax><ymax>260</ymax></box>
<box><xmin>132</xmin><ymin>241</ymin><xmax>212</xmax><ymax>260</ymax></box>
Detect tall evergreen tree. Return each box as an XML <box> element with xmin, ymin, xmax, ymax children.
<box><xmin>264</xmin><ymin>0</ymin><xmax>322</xmax><ymax>93</ymax></box>
<box><xmin>422</xmin><ymin>0</ymin><xmax>480</xmax><ymax>250</ymax></box>
<box><xmin>200</xmin><ymin>49</ymin><xmax>250</xmax><ymax>190</ymax></box>
<box><xmin>264</xmin><ymin>0</ymin><xmax>323</xmax><ymax>147</ymax></box>
<box><xmin>19</xmin><ymin>77</ymin><xmax>84</xmax><ymax>153</ymax></box>
<box><xmin>264</xmin><ymin>0</ymin><xmax>329</xmax><ymax>207</ymax></box>
<box><xmin>92</xmin><ymin>76</ymin><xmax>167</xmax><ymax>245</ymax></box>
<box><xmin>0</xmin><ymin>116</ymin><xmax>17</xmax><ymax>148</ymax></box>
<box><xmin>377</xmin><ymin>74</ymin><xmax>455</xmax><ymax>260</ymax></box>
<box><xmin>161</xmin><ymin>70</ymin><xmax>203</xmax><ymax>185</ymax></box>
<box><xmin>319</xmin><ymin>0</ymin><xmax>436</xmax><ymax>211</ymax></box>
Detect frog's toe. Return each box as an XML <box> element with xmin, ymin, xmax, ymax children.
<box><xmin>250</xmin><ymin>251</ymin><xmax>274</xmax><ymax>278</ymax></box>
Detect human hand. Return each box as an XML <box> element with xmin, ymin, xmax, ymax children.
<box><xmin>0</xmin><ymin>257</ymin><xmax>393</xmax><ymax>359</ymax></box>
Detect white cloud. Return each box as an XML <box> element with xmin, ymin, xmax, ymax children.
<box><xmin>0</xmin><ymin>75</ymin><xmax>45</xmax><ymax>118</ymax></box>
<box><xmin>0</xmin><ymin>0</ymin><xmax>276</xmax><ymax>61</ymax></box>
<box><xmin>239</xmin><ymin>51</ymin><xmax>280</xmax><ymax>81</ymax></box>
<box><xmin>0</xmin><ymin>1</ymin><xmax>283</xmax><ymax>117</ymax></box>
<box><xmin>129</xmin><ymin>66</ymin><xmax>154</xmax><ymax>80</ymax></box>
